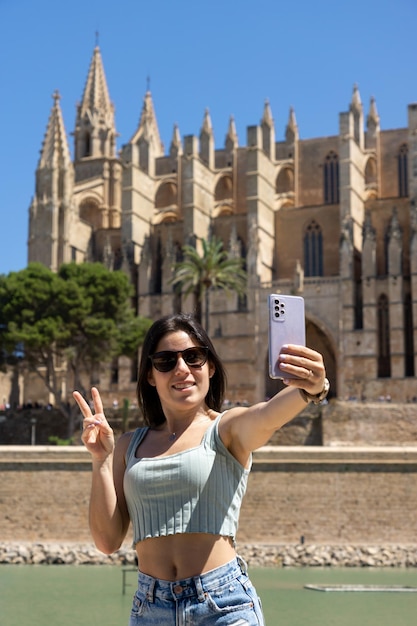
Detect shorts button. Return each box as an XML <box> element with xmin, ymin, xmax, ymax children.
<box><xmin>173</xmin><ymin>584</ymin><xmax>183</xmax><ymax>594</ymax></box>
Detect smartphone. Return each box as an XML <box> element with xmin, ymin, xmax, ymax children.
<box><xmin>268</xmin><ymin>294</ymin><xmax>306</xmax><ymax>379</ymax></box>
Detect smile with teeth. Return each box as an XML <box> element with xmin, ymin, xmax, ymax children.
<box><xmin>173</xmin><ymin>382</ymin><xmax>195</xmax><ymax>390</ymax></box>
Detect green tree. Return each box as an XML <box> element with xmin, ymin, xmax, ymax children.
<box><xmin>0</xmin><ymin>262</ymin><xmax>151</xmax><ymax>436</ymax></box>
<box><xmin>0</xmin><ymin>263</ymin><xmax>71</xmax><ymax>395</ymax></box>
<box><xmin>171</xmin><ymin>236</ymin><xmax>247</xmax><ymax>330</ymax></box>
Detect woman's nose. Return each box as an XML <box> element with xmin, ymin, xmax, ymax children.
<box><xmin>173</xmin><ymin>355</ymin><xmax>190</xmax><ymax>373</ymax></box>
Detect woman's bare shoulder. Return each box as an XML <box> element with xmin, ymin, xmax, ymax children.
<box><xmin>114</xmin><ymin>430</ymin><xmax>136</xmax><ymax>458</ymax></box>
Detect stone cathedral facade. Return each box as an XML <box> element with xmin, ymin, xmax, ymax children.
<box><xmin>25</xmin><ymin>45</ymin><xmax>417</xmax><ymax>408</ymax></box>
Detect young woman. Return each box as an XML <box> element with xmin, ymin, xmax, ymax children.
<box><xmin>73</xmin><ymin>313</ymin><xmax>328</xmax><ymax>625</ymax></box>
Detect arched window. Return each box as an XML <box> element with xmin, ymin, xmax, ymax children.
<box><xmin>215</xmin><ymin>175</ymin><xmax>233</xmax><ymax>202</ymax></box>
<box><xmin>304</xmin><ymin>220</ymin><xmax>323</xmax><ymax>277</ymax></box>
<box><xmin>276</xmin><ymin>167</ymin><xmax>294</xmax><ymax>194</ymax></box>
<box><xmin>155</xmin><ymin>182</ymin><xmax>178</xmax><ymax>209</ymax></box>
<box><xmin>397</xmin><ymin>144</ymin><xmax>408</xmax><ymax>198</ymax></box>
<box><xmin>323</xmin><ymin>152</ymin><xmax>339</xmax><ymax>204</ymax></box>
<box><xmin>364</xmin><ymin>156</ymin><xmax>377</xmax><ymax>195</ymax></box>
<box><xmin>377</xmin><ymin>294</ymin><xmax>391</xmax><ymax>378</ymax></box>
<box><xmin>214</xmin><ymin>175</ymin><xmax>234</xmax><ymax>214</ymax></box>
<box><xmin>79</xmin><ymin>198</ymin><xmax>101</xmax><ymax>229</ymax></box>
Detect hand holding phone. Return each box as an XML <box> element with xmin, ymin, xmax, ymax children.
<box><xmin>268</xmin><ymin>294</ymin><xmax>306</xmax><ymax>379</ymax></box>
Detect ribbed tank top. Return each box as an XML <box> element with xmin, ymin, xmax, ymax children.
<box><xmin>123</xmin><ymin>413</ymin><xmax>251</xmax><ymax>547</ymax></box>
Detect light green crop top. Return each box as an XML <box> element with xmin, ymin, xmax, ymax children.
<box><xmin>123</xmin><ymin>413</ymin><xmax>251</xmax><ymax>547</ymax></box>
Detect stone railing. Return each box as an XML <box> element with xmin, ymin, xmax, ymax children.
<box><xmin>1</xmin><ymin>542</ymin><xmax>417</xmax><ymax>568</ymax></box>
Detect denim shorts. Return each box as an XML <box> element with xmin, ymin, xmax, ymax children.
<box><xmin>129</xmin><ymin>556</ymin><xmax>265</xmax><ymax>625</ymax></box>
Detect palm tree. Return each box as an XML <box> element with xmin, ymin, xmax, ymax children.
<box><xmin>171</xmin><ymin>236</ymin><xmax>247</xmax><ymax>331</ymax></box>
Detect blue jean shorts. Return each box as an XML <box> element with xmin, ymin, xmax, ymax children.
<box><xmin>129</xmin><ymin>556</ymin><xmax>265</xmax><ymax>625</ymax></box>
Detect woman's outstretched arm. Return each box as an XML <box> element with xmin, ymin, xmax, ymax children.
<box><xmin>219</xmin><ymin>344</ymin><xmax>327</xmax><ymax>465</ymax></box>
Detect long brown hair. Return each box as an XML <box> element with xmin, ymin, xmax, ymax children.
<box><xmin>137</xmin><ymin>313</ymin><xmax>227</xmax><ymax>427</ymax></box>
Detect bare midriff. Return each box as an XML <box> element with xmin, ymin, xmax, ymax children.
<box><xmin>135</xmin><ymin>533</ymin><xmax>236</xmax><ymax>581</ymax></box>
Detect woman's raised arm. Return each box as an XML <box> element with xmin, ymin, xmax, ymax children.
<box><xmin>73</xmin><ymin>387</ymin><xmax>131</xmax><ymax>554</ymax></box>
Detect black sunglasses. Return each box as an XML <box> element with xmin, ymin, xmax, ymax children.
<box><xmin>149</xmin><ymin>346</ymin><xmax>209</xmax><ymax>373</ymax></box>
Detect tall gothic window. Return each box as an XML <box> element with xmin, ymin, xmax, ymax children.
<box><xmin>377</xmin><ymin>294</ymin><xmax>391</xmax><ymax>378</ymax></box>
<box><xmin>304</xmin><ymin>220</ymin><xmax>323</xmax><ymax>277</ymax></box>
<box><xmin>397</xmin><ymin>144</ymin><xmax>408</xmax><ymax>198</ymax></box>
<box><xmin>153</xmin><ymin>237</ymin><xmax>162</xmax><ymax>294</ymax></box>
<box><xmin>84</xmin><ymin>132</ymin><xmax>91</xmax><ymax>158</ymax></box>
<box><xmin>404</xmin><ymin>292</ymin><xmax>415</xmax><ymax>377</ymax></box>
<box><xmin>354</xmin><ymin>252</ymin><xmax>363</xmax><ymax>330</ymax></box>
<box><xmin>323</xmin><ymin>151</ymin><xmax>339</xmax><ymax>204</ymax></box>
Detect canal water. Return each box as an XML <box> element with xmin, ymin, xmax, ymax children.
<box><xmin>1</xmin><ymin>564</ymin><xmax>417</xmax><ymax>625</ymax></box>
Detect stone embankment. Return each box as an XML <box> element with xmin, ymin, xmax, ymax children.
<box><xmin>1</xmin><ymin>542</ymin><xmax>417</xmax><ymax>568</ymax></box>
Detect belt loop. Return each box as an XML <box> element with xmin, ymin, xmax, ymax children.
<box><xmin>194</xmin><ymin>577</ymin><xmax>206</xmax><ymax>602</ymax></box>
<box><xmin>146</xmin><ymin>578</ymin><xmax>156</xmax><ymax>603</ymax></box>
<box><xmin>236</xmin><ymin>554</ymin><xmax>248</xmax><ymax>575</ymax></box>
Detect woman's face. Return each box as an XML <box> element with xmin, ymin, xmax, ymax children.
<box><xmin>147</xmin><ymin>331</ymin><xmax>215</xmax><ymax>415</ymax></box>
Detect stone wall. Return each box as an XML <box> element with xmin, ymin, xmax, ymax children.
<box><xmin>2</xmin><ymin>445</ymin><xmax>417</xmax><ymax>547</ymax></box>
<box><xmin>2</xmin><ymin>541</ymin><xmax>417</xmax><ymax>568</ymax></box>
<box><xmin>322</xmin><ymin>401</ymin><xmax>417</xmax><ymax>446</ymax></box>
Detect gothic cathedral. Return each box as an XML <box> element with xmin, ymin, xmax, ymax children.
<box><xmin>27</xmin><ymin>46</ymin><xmax>417</xmax><ymax>406</ymax></box>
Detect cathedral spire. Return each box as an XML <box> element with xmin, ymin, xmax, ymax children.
<box><xmin>350</xmin><ymin>83</ymin><xmax>362</xmax><ymax>113</ymax></box>
<box><xmin>285</xmin><ymin>106</ymin><xmax>299</xmax><ymax>144</ymax></box>
<box><xmin>261</xmin><ymin>99</ymin><xmax>275</xmax><ymax>159</ymax></box>
<box><xmin>38</xmin><ymin>91</ymin><xmax>71</xmax><ymax>170</ymax></box>
<box><xmin>79</xmin><ymin>46</ymin><xmax>113</xmax><ymax>120</ymax></box>
<box><xmin>261</xmin><ymin>99</ymin><xmax>273</xmax><ymax>127</ymax></box>
<box><xmin>349</xmin><ymin>84</ymin><xmax>364</xmax><ymax>148</ymax></box>
<box><xmin>131</xmin><ymin>90</ymin><xmax>164</xmax><ymax>152</ymax></box>
<box><xmin>201</xmin><ymin>108</ymin><xmax>213</xmax><ymax>134</ymax></box>
<box><xmin>169</xmin><ymin>123</ymin><xmax>183</xmax><ymax>157</ymax></box>
<box><xmin>74</xmin><ymin>46</ymin><xmax>116</xmax><ymax>160</ymax></box>
<box><xmin>225</xmin><ymin>115</ymin><xmax>238</xmax><ymax>152</ymax></box>
<box><xmin>367</xmin><ymin>96</ymin><xmax>380</xmax><ymax>128</ymax></box>
<box><xmin>125</xmin><ymin>89</ymin><xmax>164</xmax><ymax>175</ymax></box>
<box><xmin>29</xmin><ymin>91</ymin><xmax>75</xmax><ymax>271</ymax></box>
<box><xmin>199</xmin><ymin>108</ymin><xmax>214</xmax><ymax>168</ymax></box>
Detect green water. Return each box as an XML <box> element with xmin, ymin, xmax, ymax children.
<box><xmin>1</xmin><ymin>565</ymin><xmax>417</xmax><ymax>625</ymax></box>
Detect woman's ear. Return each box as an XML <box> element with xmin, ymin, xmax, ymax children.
<box><xmin>208</xmin><ymin>362</ymin><xmax>215</xmax><ymax>379</ymax></box>
<box><xmin>147</xmin><ymin>369</ymin><xmax>156</xmax><ymax>386</ymax></box>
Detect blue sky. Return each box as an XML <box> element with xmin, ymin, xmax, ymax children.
<box><xmin>1</xmin><ymin>0</ymin><xmax>416</xmax><ymax>275</ymax></box>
